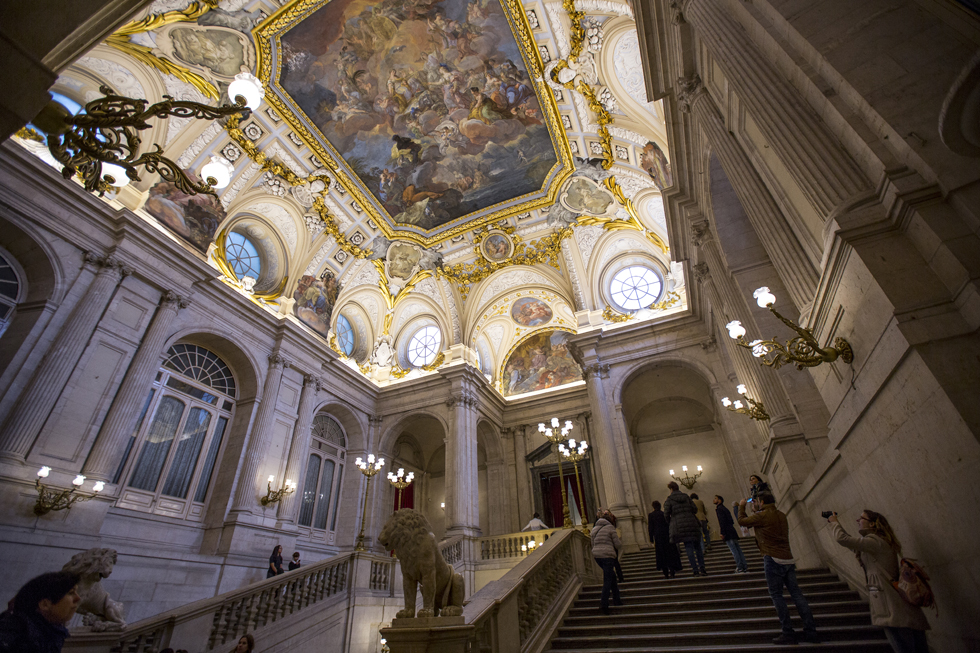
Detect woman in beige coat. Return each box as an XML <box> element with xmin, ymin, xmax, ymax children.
<box><xmin>829</xmin><ymin>510</ymin><xmax>929</xmax><ymax>653</ymax></box>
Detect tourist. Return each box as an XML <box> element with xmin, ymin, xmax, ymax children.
<box><xmin>829</xmin><ymin>510</ymin><xmax>930</xmax><ymax>653</ymax></box>
<box><xmin>288</xmin><ymin>552</ymin><xmax>301</xmax><ymax>571</ymax></box>
<box><xmin>604</xmin><ymin>511</ymin><xmax>625</xmax><ymax>582</ymax></box>
<box><xmin>738</xmin><ymin>492</ymin><xmax>818</xmax><ymax>644</ymax></box>
<box><xmin>663</xmin><ymin>481</ymin><xmax>706</xmax><ymax>576</ymax></box>
<box><xmin>267</xmin><ymin>545</ymin><xmax>284</xmax><ymax>578</ymax></box>
<box><xmin>590</xmin><ymin>510</ymin><xmax>623</xmax><ymax>614</ymax></box>
<box><xmin>233</xmin><ymin>633</ymin><xmax>254</xmax><ymax>652</ymax></box>
<box><xmin>714</xmin><ymin>495</ymin><xmax>748</xmax><ymax>573</ymax></box>
<box><xmin>690</xmin><ymin>493</ymin><xmax>710</xmax><ymax>552</ymax></box>
<box><xmin>648</xmin><ymin>500</ymin><xmax>681</xmax><ymax>578</ymax></box>
<box><xmin>521</xmin><ymin>512</ymin><xmax>548</xmax><ymax>531</ymax></box>
<box><xmin>0</xmin><ymin>570</ymin><xmax>81</xmax><ymax>653</ymax></box>
<box><xmin>748</xmin><ymin>474</ymin><xmax>770</xmax><ymax>503</ymax></box>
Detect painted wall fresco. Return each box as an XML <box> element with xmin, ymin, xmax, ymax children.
<box><xmin>279</xmin><ymin>0</ymin><xmax>558</xmax><ymax>229</ymax></box>
<box><xmin>640</xmin><ymin>141</ymin><xmax>672</xmax><ymax>191</ymax></box>
<box><xmin>511</xmin><ymin>296</ymin><xmax>552</xmax><ymax>327</ymax></box>
<box><xmin>502</xmin><ymin>330</ymin><xmax>582</xmax><ymax>397</ymax></box>
<box><xmin>144</xmin><ymin>176</ymin><xmax>226</xmax><ymax>253</ymax></box>
<box><xmin>293</xmin><ymin>272</ymin><xmax>342</xmax><ymax>337</ymax></box>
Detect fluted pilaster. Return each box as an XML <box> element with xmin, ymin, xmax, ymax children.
<box><xmin>277</xmin><ymin>374</ymin><xmax>321</xmax><ymax>521</ymax></box>
<box><xmin>0</xmin><ymin>253</ymin><xmax>130</xmax><ymax>460</ymax></box>
<box><xmin>445</xmin><ymin>387</ymin><xmax>480</xmax><ymax>535</ymax></box>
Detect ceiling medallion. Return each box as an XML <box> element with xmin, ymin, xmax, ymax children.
<box><xmin>254</xmin><ymin>0</ymin><xmax>574</xmax><ymax>247</ymax></box>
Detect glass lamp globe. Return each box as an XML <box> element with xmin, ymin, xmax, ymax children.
<box><xmin>201</xmin><ymin>155</ymin><xmax>235</xmax><ymax>189</ymax></box>
<box><xmin>726</xmin><ymin>320</ymin><xmax>746</xmax><ymax>339</ymax></box>
<box><xmin>101</xmin><ymin>163</ymin><xmax>129</xmax><ymax>187</ymax></box>
<box><xmin>228</xmin><ymin>72</ymin><xmax>264</xmax><ymax>111</ymax></box>
<box><xmin>721</xmin><ymin>397</ymin><xmax>732</xmax><ymax>407</ymax></box>
<box><xmin>754</xmin><ymin>287</ymin><xmax>776</xmax><ymax>308</ymax></box>
<box><xmin>736</xmin><ymin>384</ymin><xmax>747</xmax><ymax>395</ymax></box>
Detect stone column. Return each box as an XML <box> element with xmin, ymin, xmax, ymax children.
<box><xmin>678</xmin><ymin>74</ymin><xmax>817</xmax><ymax>312</ymax></box>
<box><xmin>681</xmin><ymin>0</ymin><xmax>870</xmax><ymax>216</ymax></box>
<box><xmin>230</xmin><ymin>353</ymin><xmax>287</xmax><ymax>513</ymax></box>
<box><xmin>499</xmin><ymin>427</ymin><xmax>522</xmax><ymax>533</ymax></box>
<box><xmin>511</xmin><ymin>425</ymin><xmax>533</xmax><ymax>530</ymax></box>
<box><xmin>444</xmin><ymin>379</ymin><xmax>480</xmax><ymax>537</ymax></box>
<box><xmin>581</xmin><ymin>364</ymin><xmax>630</xmax><ymax>520</ymax></box>
<box><xmin>277</xmin><ymin>374</ymin><xmax>321</xmax><ymax>521</ymax></box>
<box><xmin>83</xmin><ymin>290</ymin><xmax>189</xmax><ymax>481</ymax></box>
<box><xmin>0</xmin><ymin>252</ymin><xmax>130</xmax><ymax>461</ymax></box>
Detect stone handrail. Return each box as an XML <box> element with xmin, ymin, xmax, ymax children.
<box><xmin>462</xmin><ymin>528</ymin><xmax>599</xmax><ymax>653</ymax></box>
<box><xmin>478</xmin><ymin>528</ymin><xmax>561</xmax><ymax>560</ymax></box>
<box><xmin>64</xmin><ymin>552</ymin><xmax>395</xmax><ymax>653</ymax></box>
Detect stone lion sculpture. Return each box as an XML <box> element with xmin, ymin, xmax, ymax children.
<box><xmin>62</xmin><ymin>548</ymin><xmax>126</xmax><ymax>631</ymax></box>
<box><xmin>377</xmin><ymin>509</ymin><xmax>464</xmax><ymax>619</ymax></box>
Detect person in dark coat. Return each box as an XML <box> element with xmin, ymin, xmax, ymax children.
<box><xmin>267</xmin><ymin>545</ymin><xmax>284</xmax><ymax>578</ymax></box>
<box><xmin>648</xmin><ymin>500</ymin><xmax>682</xmax><ymax>578</ymax></box>
<box><xmin>714</xmin><ymin>495</ymin><xmax>748</xmax><ymax>572</ymax></box>
<box><xmin>0</xmin><ymin>571</ymin><xmax>81</xmax><ymax>653</ymax></box>
<box><xmin>663</xmin><ymin>481</ymin><xmax>707</xmax><ymax>576</ymax></box>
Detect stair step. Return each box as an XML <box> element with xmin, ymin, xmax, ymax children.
<box><xmin>556</xmin><ymin>612</ymin><xmax>875</xmax><ymax>636</ymax></box>
<box><xmin>546</xmin><ymin>641</ymin><xmax>893</xmax><ymax>653</ymax></box>
<box><xmin>576</xmin><ymin>580</ymin><xmax>851</xmax><ymax>602</ymax></box>
<box><xmin>547</xmin><ymin>625</ymin><xmax>887</xmax><ymax>649</ymax></box>
<box><xmin>563</xmin><ymin>601</ymin><xmax>870</xmax><ymax>625</ymax></box>
<box><xmin>568</xmin><ymin>590</ymin><xmax>865</xmax><ymax>615</ymax></box>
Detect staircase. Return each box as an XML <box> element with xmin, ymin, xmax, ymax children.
<box><xmin>546</xmin><ymin>539</ymin><xmax>891</xmax><ymax>651</ymax></box>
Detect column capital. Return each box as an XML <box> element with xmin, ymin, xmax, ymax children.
<box><xmin>268</xmin><ymin>353</ymin><xmax>288</xmax><ymax>370</ymax></box>
<box><xmin>83</xmin><ymin>252</ymin><xmax>133</xmax><ymax>278</ymax></box>
<box><xmin>302</xmin><ymin>373</ymin><xmax>323</xmax><ymax>391</ymax></box>
<box><xmin>576</xmin><ymin>411</ymin><xmax>592</xmax><ymax>422</ymax></box>
<box><xmin>690</xmin><ymin>219</ymin><xmax>711</xmax><ymax>248</ymax></box>
<box><xmin>676</xmin><ymin>74</ymin><xmax>707</xmax><ymax>113</ymax></box>
<box><xmin>368</xmin><ymin>415</ymin><xmax>383</xmax><ymax>426</ymax></box>
<box><xmin>160</xmin><ymin>290</ymin><xmax>190</xmax><ymax>311</ymax></box>
<box><xmin>669</xmin><ymin>0</ymin><xmax>687</xmax><ymax>24</ymax></box>
<box><xmin>692</xmin><ymin>262</ymin><xmax>710</xmax><ymax>283</ymax></box>
<box><xmin>583</xmin><ymin>363</ymin><xmax>610</xmax><ymax>379</ymax></box>
<box><xmin>446</xmin><ymin>391</ymin><xmax>479</xmax><ymax>409</ymax></box>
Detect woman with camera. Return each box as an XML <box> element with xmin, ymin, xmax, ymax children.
<box><xmin>828</xmin><ymin>510</ymin><xmax>929</xmax><ymax>653</ymax></box>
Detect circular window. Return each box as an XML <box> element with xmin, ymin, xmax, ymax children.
<box><xmin>225</xmin><ymin>232</ymin><xmax>261</xmax><ymax>280</ymax></box>
<box><xmin>407</xmin><ymin>325</ymin><xmax>442</xmax><ymax>367</ymax></box>
<box><xmin>336</xmin><ymin>314</ymin><xmax>354</xmax><ymax>356</ymax></box>
<box><xmin>610</xmin><ymin>265</ymin><xmax>662</xmax><ymax>310</ymax></box>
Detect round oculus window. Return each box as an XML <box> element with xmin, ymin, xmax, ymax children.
<box><xmin>225</xmin><ymin>232</ymin><xmax>261</xmax><ymax>280</ymax></box>
<box><xmin>336</xmin><ymin>314</ymin><xmax>354</xmax><ymax>356</ymax></box>
<box><xmin>407</xmin><ymin>325</ymin><xmax>442</xmax><ymax>367</ymax></box>
<box><xmin>610</xmin><ymin>265</ymin><xmax>662</xmax><ymax>311</ymax></box>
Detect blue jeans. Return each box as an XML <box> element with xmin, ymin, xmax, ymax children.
<box><xmin>683</xmin><ymin>541</ymin><xmax>705</xmax><ymax>571</ymax></box>
<box><xmin>594</xmin><ymin>558</ymin><xmax>621</xmax><ymax>609</ymax></box>
<box><xmin>726</xmin><ymin>539</ymin><xmax>748</xmax><ymax>571</ymax></box>
<box><xmin>763</xmin><ymin>556</ymin><xmax>816</xmax><ymax>634</ymax></box>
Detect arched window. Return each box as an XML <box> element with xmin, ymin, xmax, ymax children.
<box><xmin>0</xmin><ymin>252</ymin><xmax>21</xmax><ymax>339</ymax></box>
<box><xmin>298</xmin><ymin>414</ymin><xmax>347</xmax><ymax>537</ymax></box>
<box><xmin>336</xmin><ymin>314</ymin><xmax>354</xmax><ymax>356</ymax></box>
<box><xmin>609</xmin><ymin>265</ymin><xmax>663</xmax><ymax>311</ymax></box>
<box><xmin>116</xmin><ymin>344</ymin><xmax>236</xmax><ymax>520</ymax></box>
<box><xmin>407</xmin><ymin>325</ymin><xmax>441</xmax><ymax>367</ymax></box>
<box><xmin>225</xmin><ymin>231</ymin><xmax>261</xmax><ymax>280</ymax></box>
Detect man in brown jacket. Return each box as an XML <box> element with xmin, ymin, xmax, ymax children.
<box><xmin>738</xmin><ymin>491</ymin><xmax>819</xmax><ymax>645</ymax></box>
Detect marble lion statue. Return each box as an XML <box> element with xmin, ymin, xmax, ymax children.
<box><xmin>378</xmin><ymin>509</ymin><xmax>464</xmax><ymax>618</ymax></box>
<box><xmin>62</xmin><ymin>548</ymin><xmax>126</xmax><ymax>631</ymax></box>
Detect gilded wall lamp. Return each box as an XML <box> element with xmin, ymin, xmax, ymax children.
<box><xmin>558</xmin><ymin>438</ymin><xmax>590</xmax><ymax>530</ymax></box>
<box><xmin>721</xmin><ymin>384</ymin><xmax>770</xmax><ymax>421</ymax></box>
<box><xmin>30</xmin><ymin>73</ymin><xmax>263</xmax><ymax>196</ymax></box>
<box><xmin>539</xmin><ymin>417</ymin><xmax>573</xmax><ymax>528</ymax></box>
<box><xmin>354</xmin><ymin>454</ymin><xmax>385</xmax><ymax>552</ymax></box>
<box><xmin>670</xmin><ymin>465</ymin><xmax>702</xmax><ymax>490</ymax></box>
<box><xmin>260</xmin><ymin>475</ymin><xmax>296</xmax><ymax>506</ymax></box>
<box><xmin>34</xmin><ymin>467</ymin><xmax>104</xmax><ymax>516</ymax></box>
<box><xmin>521</xmin><ymin>539</ymin><xmax>538</xmax><ymax>555</ymax></box>
<box><xmin>725</xmin><ymin>287</ymin><xmax>853</xmax><ymax>371</ymax></box>
<box><xmin>387</xmin><ymin>468</ymin><xmax>415</xmax><ymax>510</ymax></box>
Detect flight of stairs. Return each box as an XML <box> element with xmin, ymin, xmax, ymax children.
<box><xmin>547</xmin><ymin>539</ymin><xmax>891</xmax><ymax>651</ymax></box>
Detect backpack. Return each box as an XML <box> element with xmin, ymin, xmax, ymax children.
<box><xmin>892</xmin><ymin>558</ymin><xmax>937</xmax><ymax>612</ymax></box>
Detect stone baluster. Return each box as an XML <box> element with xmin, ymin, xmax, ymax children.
<box><xmin>0</xmin><ymin>252</ymin><xmax>130</xmax><ymax>461</ymax></box>
<box><xmin>83</xmin><ymin>290</ymin><xmax>189</xmax><ymax>481</ymax></box>
<box><xmin>680</xmin><ymin>0</ymin><xmax>869</xmax><ymax>216</ymax></box>
<box><xmin>277</xmin><ymin>374</ymin><xmax>322</xmax><ymax>521</ymax></box>
<box><xmin>678</xmin><ymin>74</ymin><xmax>818</xmax><ymax>312</ymax></box>
<box><xmin>230</xmin><ymin>353</ymin><xmax>288</xmax><ymax>513</ymax></box>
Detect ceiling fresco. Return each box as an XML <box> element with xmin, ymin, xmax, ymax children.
<box><xmin>261</xmin><ymin>0</ymin><xmax>572</xmax><ymax>243</ymax></box>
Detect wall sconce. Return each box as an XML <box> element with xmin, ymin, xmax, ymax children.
<box><xmin>521</xmin><ymin>539</ymin><xmax>538</xmax><ymax>555</ymax></box>
<box><xmin>669</xmin><ymin>465</ymin><xmax>703</xmax><ymax>490</ymax></box>
<box><xmin>260</xmin><ymin>475</ymin><xmax>296</xmax><ymax>506</ymax></box>
<box><xmin>34</xmin><ymin>467</ymin><xmax>104</xmax><ymax>516</ymax></box>
<box><xmin>725</xmin><ymin>287</ymin><xmax>853</xmax><ymax>370</ymax></box>
<box><xmin>721</xmin><ymin>384</ymin><xmax>770</xmax><ymax>421</ymax></box>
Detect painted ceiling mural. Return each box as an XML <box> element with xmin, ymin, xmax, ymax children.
<box><xmin>18</xmin><ymin>0</ymin><xmax>685</xmax><ymax>395</ymax></box>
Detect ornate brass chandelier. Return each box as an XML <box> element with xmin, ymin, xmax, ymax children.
<box><xmin>670</xmin><ymin>465</ymin><xmax>702</xmax><ymax>490</ymax></box>
<box><xmin>354</xmin><ymin>454</ymin><xmax>385</xmax><ymax>551</ymax></box>
<box><xmin>721</xmin><ymin>384</ymin><xmax>770</xmax><ymax>421</ymax></box>
<box><xmin>539</xmin><ymin>417</ymin><xmax>574</xmax><ymax>529</ymax></box>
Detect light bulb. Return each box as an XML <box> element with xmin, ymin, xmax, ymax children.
<box><xmin>407</xmin><ymin>472</ymin><xmax>414</xmax><ymax>482</ymax></box>
<box><xmin>398</xmin><ymin>468</ymin><xmax>404</xmax><ymax>476</ymax></box>
<box><xmin>569</xmin><ymin>439</ymin><xmax>576</xmax><ymax>448</ymax></box>
<box><xmin>754</xmin><ymin>287</ymin><xmax>776</xmax><ymax>308</ymax></box>
<box><xmin>551</xmin><ymin>417</ymin><xmax>560</xmax><ymax>428</ymax></box>
<box><xmin>721</xmin><ymin>397</ymin><xmax>732</xmax><ymax>407</ymax></box>
<box><xmin>734</xmin><ymin>400</ymin><xmax>744</xmax><ymax>409</ymax></box>
<box><xmin>750</xmin><ymin>340</ymin><xmax>766</xmax><ymax>358</ymax></box>
<box><xmin>200</xmin><ymin>155</ymin><xmax>234</xmax><ymax>189</ymax></box>
<box><xmin>726</xmin><ymin>320</ymin><xmax>746</xmax><ymax>339</ymax></box>
<box><xmin>669</xmin><ymin>469</ymin><xmax>674</xmax><ymax>476</ymax></box>
<box><xmin>528</xmin><ymin>540</ymin><xmax>536</xmax><ymax>548</ymax></box>
<box><xmin>368</xmin><ymin>454</ymin><xmax>375</xmax><ymax>464</ymax></box>
<box><xmin>565</xmin><ymin>420</ymin><xmax>573</xmax><ymax>430</ymax></box>
<box><xmin>37</xmin><ymin>466</ymin><xmax>50</xmax><ymax>478</ymax></box>
<box><xmin>581</xmin><ymin>441</ymin><xmax>588</xmax><ymax>450</ymax></box>
<box><xmin>102</xmin><ymin>163</ymin><xmax>129</xmax><ymax>187</ymax></box>
<box><xmin>538</xmin><ymin>423</ymin><xmax>545</xmax><ymax>432</ymax></box>
<box><xmin>737</xmin><ymin>384</ymin><xmax>747</xmax><ymax>395</ymax></box>
<box><xmin>268</xmin><ymin>475</ymin><xmax>275</xmax><ymax>484</ymax></box>
<box><xmin>440</xmin><ymin>502</ymin><xmax>445</xmax><ymax>508</ymax></box>
<box><xmin>697</xmin><ymin>465</ymin><xmax>702</xmax><ymax>472</ymax></box>
<box><xmin>228</xmin><ymin>72</ymin><xmax>264</xmax><ymax>111</ymax></box>
<box><xmin>72</xmin><ymin>475</ymin><xmax>85</xmax><ymax>487</ymax></box>
<box><xmin>93</xmin><ymin>481</ymin><xmax>105</xmax><ymax>492</ymax></box>
<box><xmin>522</xmin><ymin>544</ymin><xmax>527</xmax><ymax>552</ymax></box>
<box><xmin>355</xmin><ymin>457</ymin><xmax>363</xmax><ymax>466</ymax></box>
<box><xmin>286</xmin><ymin>479</ymin><xmax>293</xmax><ymax>488</ymax></box>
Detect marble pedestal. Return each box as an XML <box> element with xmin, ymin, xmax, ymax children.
<box><xmin>381</xmin><ymin>616</ymin><xmax>475</xmax><ymax>653</ymax></box>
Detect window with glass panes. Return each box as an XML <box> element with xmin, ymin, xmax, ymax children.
<box><xmin>298</xmin><ymin>414</ymin><xmax>347</xmax><ymax>534</ymax></box>
<box><xmin>0</xmin><ymin>252</ymin><xmax>20</xmax><ymax>339</ymax></box>
<box><xmin>116</xmin><ymin>344</ymin><xmax>235</xmax><ymax>520</ymax></box>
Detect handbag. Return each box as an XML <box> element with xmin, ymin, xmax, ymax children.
<box><xmin>892</xmin><ymin>558</ymin><xmax>937</xmax><ymax>613</ymax></box>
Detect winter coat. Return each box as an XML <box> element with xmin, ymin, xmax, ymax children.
<box><xmin>0</xmin><ymin>610</ymin><xmax>70</xmax><ymax>653</ymax></box>
<box><xmin>715</xmin><ymin>503</ymin><xmax>740</xmax><ymax>540</ymax></box>
<box><xmin>832</xmin><ymin>522</ymin><xmax>930</xmax><ymax>630</ymax></box>
<box><xmin>692</xmin><ymin>498</ymin><xmax>708</xmax><ymax>522</ymax></box>
<box><xmin>590</xmin><ymin>518</ymin><xmax>621</xmax><ymax>559</ymax></box>
<box><xmin>737</xmin><ymin>503</ymin><xmax>793</xmax><ymax>559</ymax></box>
<box><xmin>648</xmin><ymin>509</ymin><xmax>682</xmax><ymax>572</ymax></box>
<box><xmin>663</xmin><ymin>490</ymin><xmax>701</xmax><ymax>544</ymax></box>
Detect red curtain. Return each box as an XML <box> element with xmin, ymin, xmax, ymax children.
<box><xmin>393</xmin><ymin>482</ymin><xmax>414</xmax><ymax>511</ymax></box>
<box><xmin>540</xmin><ymin>473</ymin><xmax>587</xmax><ymax>527</ymax></box>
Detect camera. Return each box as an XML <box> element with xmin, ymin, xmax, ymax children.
<box><xmin>821</xmin><ymin>511</ymin><xmax>835</xmax><ymax>519</ymax></box>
